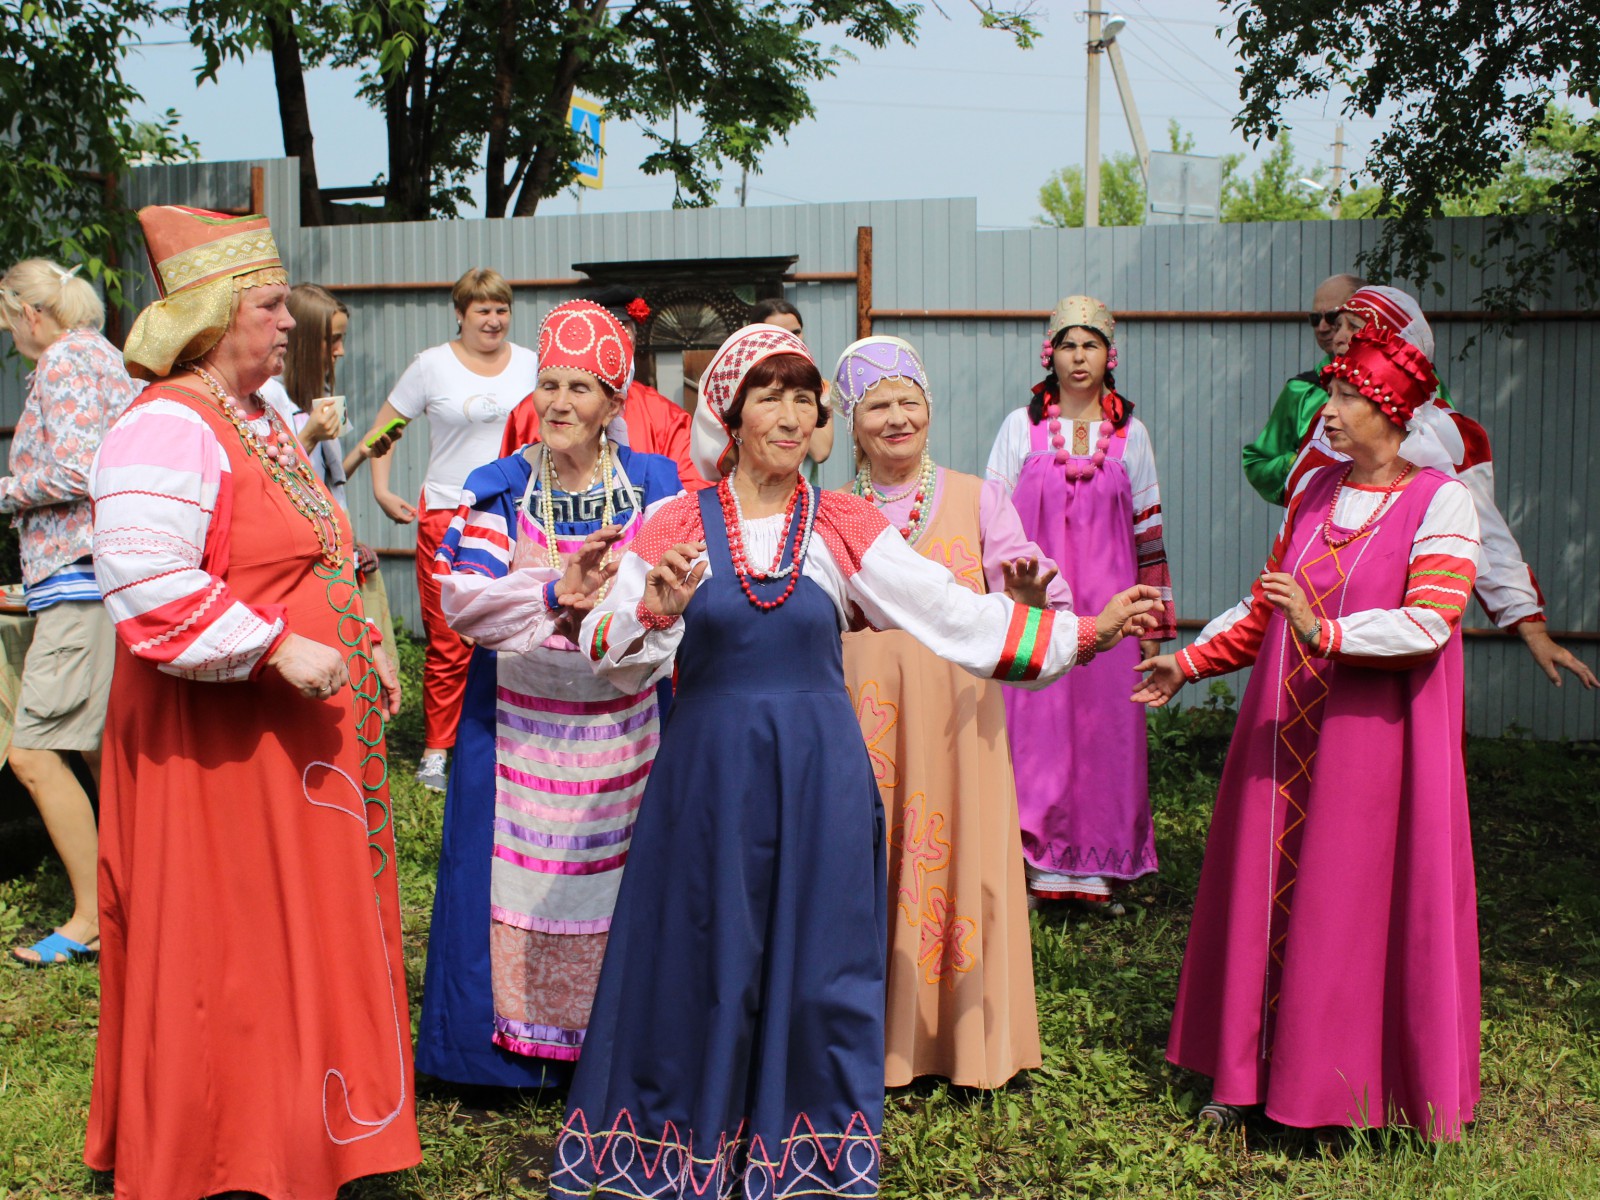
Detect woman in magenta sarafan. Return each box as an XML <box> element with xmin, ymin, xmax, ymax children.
<box><xmin>1135</xmin><ymin>322</ymin><xmax>1483</xmax><ymax>1139</ymax></box>
<box><xmin>985</xmin><ymin>295</ymin><xmax>1176</xmax><ymax>906</ymax></box>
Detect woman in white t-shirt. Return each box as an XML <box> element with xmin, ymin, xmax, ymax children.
<box><xmin>363</xmin><ymin>268</ymin><xmax>539</xmax><ymax>789</ymax></box>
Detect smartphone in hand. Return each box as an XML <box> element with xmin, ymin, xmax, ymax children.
<box><xmin>365</xmin><ymin>416</ymin><xmax>408</xmax><ymax>447</ymax></box>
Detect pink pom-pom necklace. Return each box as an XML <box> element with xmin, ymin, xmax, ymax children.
<box><xmin>1047</xmin><ymin>401</ymin><xmax>1113</xmax><ymax>479</ymax></box>
<box><xmin>1042</xmin><ymin>331</ymin><xmax>1118</xmax><ymax>479</ymax></box>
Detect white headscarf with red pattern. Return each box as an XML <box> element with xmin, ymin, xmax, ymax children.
<box><xmin>690</xmin><ymin>323</ymin><xmax>814</xmax><ymax>479</ymax></box>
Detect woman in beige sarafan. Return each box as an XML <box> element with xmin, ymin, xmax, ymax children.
<box><xmin>836</xmin><ymin>336</ymin><xmax>1072</xmax><ymax>1089</ymax></box>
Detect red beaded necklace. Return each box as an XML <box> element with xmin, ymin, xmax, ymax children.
<box><xmin>718</xmin><ymin>475</ymin><xmax>815</xmax><ymax>610</ymax></box>
<box><xmin>1322</xmin><ymin>460</ymin><xmax>1415</xmax><ymax>550</ymax></box>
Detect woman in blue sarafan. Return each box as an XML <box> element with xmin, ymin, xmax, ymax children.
<box><xmin>551</xmin><ymin>324</ymin><xmax>1161</xmax><ymax>1199</ymax></box>
<box><xmin>416</xmin><ymin>300</ymin><xmax>682</xmax><ymax>1090</ymax></box>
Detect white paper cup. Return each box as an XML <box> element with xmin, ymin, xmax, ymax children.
<box><xmin>317</xmin><ymin>395</ymin><xmax>349</xmax><ymax>434</ymax></box>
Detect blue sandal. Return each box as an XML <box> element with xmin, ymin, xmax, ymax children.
<box><xmin>10</xmin><ymin>931</ymin><xmax>100</xmax><ymax>967</ymax></box>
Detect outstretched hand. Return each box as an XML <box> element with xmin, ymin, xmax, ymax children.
<box><xmin>1519</xmin><ymin>622</ymin><xmax>1599</xmax><ymax>690</ymax></box>
<box><xmin>1002</xmin><ymin>556</ymin><xmax>1059</xmax><ymax>610</ymax></box>
<box><xmin>1094</xmin><ymin>584</ymin><xmax>1163</xmax><ymax>652</ymax></box>
<box><xmin>1131</xmin><ymin>653</ymin><xmax>1186</xmax><ymax>708</ymax></box>
<box><xmin>642</xmin><ymin>542</ymin><xmax>709</xmax><ymax>617</ymax></box>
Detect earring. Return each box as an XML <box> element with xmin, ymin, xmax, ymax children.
<box><xmin>732</xmin><ymin>434</ymin><xmax>743</xmax><ymax>446</ymax></box>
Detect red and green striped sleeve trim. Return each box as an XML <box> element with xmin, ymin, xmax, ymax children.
<box><xmin>587</xmin><ymin>613</ymin><xmax>614</xmax><ymax>662</ymax></box>
<box><xmin>993</xmin><ymin>605</ymin><xmax>1053</xmax><ymax>682</ymax></box>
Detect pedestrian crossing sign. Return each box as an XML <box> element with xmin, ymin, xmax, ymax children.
<box><xmin>569</xmin><ymin>95</ymin><xmax>605</xmax><ymax>190</ymax></box>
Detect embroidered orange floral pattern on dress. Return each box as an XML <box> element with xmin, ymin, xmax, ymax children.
<box><xmin>892</xmin><ymin>795</ymin><xmax>950</xmax><ymax>925</ymax></box>
<box><xmin>918</xmin><ymin>887</ymin><xmax>977</xmax><ymax>986</ymax></box>
<box><xmin>924</xmin><ymin>536</ymin><xmax>984</xmax><ymax>594</ymax></box>
<box><xmin>851</xmin><ymin>679</ymin><xmax>899</xmax><ymax>787</ymax></box>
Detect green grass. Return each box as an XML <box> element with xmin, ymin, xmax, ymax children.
<box><xmin>3</xmin><ymin>646</ymin><xmax>1599</xmax><ymax>1198</ymax></box>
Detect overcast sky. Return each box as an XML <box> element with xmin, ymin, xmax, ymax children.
<box><xmin>121</xmin><ymin>1</ymin><xmax>1386</xmax><ymax>229</ymax></box>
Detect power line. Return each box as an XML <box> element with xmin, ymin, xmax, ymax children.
<box><xmin>1126</xmin><ymin>0</ymin><xmax>1236</xmax><ymax>88</ymax></box>
<box><xmin>1117</xmin><ymin>42</ymin><xmax>1235</xmax><ymax>118</ymax></box>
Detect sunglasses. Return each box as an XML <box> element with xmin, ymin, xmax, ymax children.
<box><xmin>1306</xmin><ymin>310</ymin><xmax>1345</xmax><ymax>327</ymax></box>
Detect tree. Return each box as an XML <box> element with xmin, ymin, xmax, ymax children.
<box><xmin>1036</xmin><ymin>123</ymin><xmax>1335</xmax><ymax>227</ymax></box>
<box><xmin>1443</xmin><ymin>104</ymin><xmax>1597</xmax><ymax>218</ymax></box>
<box><xmin>2</xmin><ymin>1</ymin><xmax>195</xmax><ymax>303</ymax></box>
<box><xmin>1228</xmin><ymin>1</ymin><xmax>1600</xmax><ymax>313</ymax></box>
<box><xmin>1218</xmin><ymin>133</ymin><xmax>1328</xmax><ymax>222</ymax></box>
<box><xmin>187</xmin><ymin>1</ymin><xmax>927</xmax><ymax>222</ymax></box>
<box><xmin>185</xmin><ymin>0</ymin><xmax>433</xmax><ymax>223</ymax></box>
<box><xmin>1036</xmin><ymin>154</ymin><xmax>1146</xmax><ymax>228</ymax></box>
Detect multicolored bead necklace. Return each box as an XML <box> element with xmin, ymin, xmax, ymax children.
<box><xmin>719</xmin><ymin>474</ymin><xmax>817</xmax><ymax>610</ymax></box>
<box><xmin>854</xmin><ymin>449</ymin><xmax>936</xmax><ymax>545</ymax></box>
<box><xmin>1322</xmin><ymin>460</ymin><xmax>1415</xmax><ymax>550</ymax></box>
<box><xmin>192</xmin><ymin>365</ymin><xmax>344</xmax><ymax>569</ymax></box>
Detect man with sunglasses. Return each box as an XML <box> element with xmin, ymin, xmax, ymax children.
<box><xmin>1241</xmin><ymin>273</ymin><xmax>1364</xmax><ymax>503</ymax></box>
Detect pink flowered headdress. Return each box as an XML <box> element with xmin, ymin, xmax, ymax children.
<box><xmin>690</xmin><ymin>323</ymin><xmax>814</xmax><ymax>478</ymax></box>
<box><xmin>538</xmin><ymin>299</ymin><xmax>633</xmax><ymax>394</ymax></box>
<box><xmin>1321</xmin><ymin>322</ymin><xmax>1438</xmax><ymax>428</ymax></box>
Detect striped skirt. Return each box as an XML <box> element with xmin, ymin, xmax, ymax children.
<box><xmin>488</xmin><ymin>643</ymin><xmax>660</xmax><ymax>1061</ymax></box>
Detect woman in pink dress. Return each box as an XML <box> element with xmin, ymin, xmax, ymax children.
<box><xmin>985</xmin><ymin>296</ymin><xmax>1176</xmax><ymax>905</ymax></box>
<box><xmin>1134</xmin><ymin>323</ymin><xmax>1483</xmax><ymax>1140</ymax></box>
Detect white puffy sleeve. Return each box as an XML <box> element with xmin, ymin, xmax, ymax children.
<box><xmin>821</xmin><ymin>492</ymin><xmax>1092</xmax><ymax>689</ymax></box>
<box><xmin>983</xmin><ymin>407</ymin><xmax>1033</xmax><ymax>495</ymax></box>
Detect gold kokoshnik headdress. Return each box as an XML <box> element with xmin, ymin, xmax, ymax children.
<box><xmin>123</xmin><ymin>205</ymin><xmax>287</xmax><ymax>380</ymax></box>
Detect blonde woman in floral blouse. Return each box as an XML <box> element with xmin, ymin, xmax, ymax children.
<box><xmin>0</xmin><ymin>259</ymin><xmax>137</xmax><ymax>966</ymax></box>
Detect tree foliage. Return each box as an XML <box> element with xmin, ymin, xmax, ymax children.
<box><xmin>1036</xmin><ymin>124</ymin><xmax>1332</xmax><ymax>227</ymax></box>
<box><xmin>1227</xmin><ymin>0</ymin><xmax>1600</xmax><ymax>313</ymax></box>
<box><xmin>1</xmin><ymin>1</ymin><xmax>196</xmax><ymax>303</ymax></box>
<box><xmin>183</xmin><ymin>0</ymin><xmax>925</xmax><ymax>222</ymax></box>
<box><xmin>1218</xmin><ymin>132</ymin><xmax>1327</xmax><ymax>222</ymax></box>
<box><xmin>1036</xmin><ymin>154</ymin><xmax>1147</xmax><ymax>228</ymax></box>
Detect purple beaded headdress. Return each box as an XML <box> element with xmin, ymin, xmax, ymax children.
<box><xmin>831</xmin><ymin>336</ymin><xmax>930</xmax><ymax>421</ymax></box>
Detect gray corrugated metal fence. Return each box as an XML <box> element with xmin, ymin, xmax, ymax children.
<box><xmin>2</xmin><ymin>156</ymin><xmax>1594</xmax><ymax>738</ymax></box>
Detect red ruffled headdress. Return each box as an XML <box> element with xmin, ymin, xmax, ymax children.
<box><xmin>1320</xmin><ymin>322</ymin><xmax>1438</xmax><ymax>428</ymax></box>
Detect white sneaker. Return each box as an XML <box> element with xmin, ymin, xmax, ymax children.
<box><xmin>415</xmin><ymin>752</ymin><xmax>448</xmax><ymax>792</ymax></box>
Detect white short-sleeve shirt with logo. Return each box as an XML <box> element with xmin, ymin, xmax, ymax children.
<box><xmin>387</xmin><ymin>341</ymin><xmax>539</xmax><ymax>510</ymax></box>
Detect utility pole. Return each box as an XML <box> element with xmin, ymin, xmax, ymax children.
<box><xmin>1331</xmin><ymin>122</ymin><xmax>1347</xmax><ymax>209</ymax></box>
<box><xmin>1084</xmin><ymin>9</ymin><xmax>1104</xmax><ymax>227</ymax></box>
<box><xmin>1104</xmin><ymin>36</ymin><xmax>1150</xmax><ymax>182</ymax></box>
